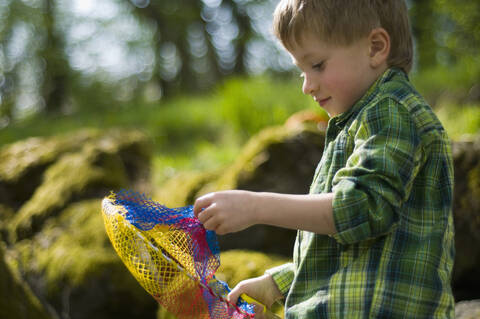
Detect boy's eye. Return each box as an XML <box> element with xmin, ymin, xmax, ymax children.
<box><xmin>312</xmin><ymin>62</ymin><xmax>324</xmax><ymax>70</ymax></box>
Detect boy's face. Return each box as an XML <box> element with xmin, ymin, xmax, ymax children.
<box><xmin>288</xmin><ymin>32</ymin><xmax>381</xmax><ymax>117</ymax></box>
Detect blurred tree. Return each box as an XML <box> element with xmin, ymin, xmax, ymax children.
<box><xmin>409</xmin><ymin>0</ymin><xmax>439</xmax><ymax>69</ymax></box>
<box><xmin>128</xmin><ymin>0</ymin><xmax>209</xmax><ymax>96</ymax></box>
<box><xmin>410</xmin><ymin>0</ymin><xmax>480</xmax><ymax>69</ymax></box>
<box><xmin>434</xmin><ymin>0</ymin><xmax>480</xmax><ymax>63</ymax></box>
<box><xmin>0</xmin><ymin>0</ymin><xmax>26</xmax><ymax>126</ymax></box>
<box><xmin>127</xmin><ymin>0</ymin><xmax>261</xmax><ymax>97</ymax></box>
<box><xmin>1</xmin><ymin>0</ymin><xmax>478</xmax><ymax>126</ymax></box>
<box><xmin>0</xmin><ymin>0</ymin><xmax>72</xmax><ymax>124</ymax></box>
<box><xmin>40</xmin><ymin>0</ymin><xmax>70</xmax><ymax>115</ymax></box>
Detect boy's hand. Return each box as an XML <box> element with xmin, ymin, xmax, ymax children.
<box><xmin>193</xmin><ymin>190</ymin><xmax>259</xmax><ymax>235</ymax></box>
<box><xmin>227</xmin><ymin>274</ymin><xmax>283</xmax><ymax>314</ymax></box>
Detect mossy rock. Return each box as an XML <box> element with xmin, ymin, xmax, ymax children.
<box><xmin>0</xmin><ymin>128</ymin><xmax>151</xmax><ymax>211</ymax></box>
<box><xmin>12</xmin><ymin>200</ymin><xmax>157</xmax><ymax>319</ymax></box>
<box><xmin>7</xmin><ymin>129</ymin><xmax>151</xmax><ymax>242</ymax></box>
<box><xmin>154</xmin><ymin>170</ymin><xmax>219</xmax><ymax>207</ymax></box>
<box><xmin>216</xmin><ymin>250</ymin><xmax>289</xmax><ymax>287</ymax></box>
<box><xmin>0</xmin><ymin>130</ymin><xmax>100</xmax><ymax>209</ymax></box>
<box><xmin>0</xmin><ymin>243</ymin><xmax>53</xmax><ymax>319</ymax></box>
<box><xmin>10</xmin><ymin>148</ymin><xmax>126</xmax><ymax>242</ymax></box>
<box><xmin>0</xmin><ymin>203</ymin><xmax>14</xmax><ymax>242</ymax></box>
<box><xmin>199</xmin><ymin>123</ymin><xmax>324</xmax><ymax>195</ymax></box>
<box><xmin>451</xmin><ymin>136</ymin><xmax>480</xmax><ymax>300</ymax></box>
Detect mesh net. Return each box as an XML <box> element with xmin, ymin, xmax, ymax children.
<box><xmin>102</xmin><ymin>190</ymin><xmax>255</xmax><ymax>319</ymax></box>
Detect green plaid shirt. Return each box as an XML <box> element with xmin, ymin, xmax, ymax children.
<box><xmin>266</xmin><ymin>68</ymin><xmax>455</xmax><ymax>318</ymax></box>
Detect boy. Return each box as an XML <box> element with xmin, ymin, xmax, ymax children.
<box><xmin>194</xmin><ymin>0</ymin><xmax>455</xmax><ymax>317</ymax></box>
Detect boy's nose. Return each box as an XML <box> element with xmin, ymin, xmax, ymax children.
<box><xmin>302</xmin><ymin>75</ymin><xmax>316</xmax><ymax>96</ymax></box>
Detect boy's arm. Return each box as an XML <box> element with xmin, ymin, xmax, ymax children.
<box><xmin>193</xmin><ymin>190</ymin><xmax>336</xmax><ymax>235</ymax></box>
<box><xmin>330</xmin><ymin>98</ymin><xmax>422</xmax><ymax>245</ymax></box>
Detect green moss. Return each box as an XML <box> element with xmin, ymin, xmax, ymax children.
<box><xmin>40</xmin><ymin>200</ymin><xmax>117</xmax><ymax>288</ymax></box>
<box><xmin>199</xmin><ymin>124</ymin><xmax>317</xmax><ymax>195</ymax></box>
<box><xmin>0</xmin><ymin>204</ymin><xmax>14</xmax><ymax>242</ymax></box>
<box><xmin>217</xmin><ymin>250</ymin><xmax>288</xmax><ymax>286</ymax></box>
<box><xmin>0</xmin><ymin>243</ymin><xmax>53</xmax><ymax>319</ymax></box>
<box><xmin>467</xmin><ymin>164</ymin><xmax>480</xmax><ymax>226</ymax></box>
<box><xmin>11</xmin><ymin>199</ymin><xmax>158</xmax><ymax>318</ymax></box>
<box><xmin>156</xmin><ymin>307</ymin><xmax>177</xmax><ymax>319</ymax></box>
<box><xmin>0</xmin><ymin>129</ymin><xmax>101</xmax><ymax>183</ymax></box>
<box><xmin>153</xmin><ymin>125</ymin><xmax>302</xmax><ymax>206</ymax></box>
<box><xmin>13</xmin><ymin>200</ymin><xmax>116</xmax><ymax>292</ymax></box>
<box><xmin>435</xmin><ymin>102</ymin><xmax>480</xmax><ymax>140</ymax></box>
<box><xmin>10</xmin><ymin>147</ymin><xmax>128</xmax><ymax>241</ymax></box>
<box><xmin>154</xmin><ymin>170</ymin><xmax>219</xmax><ymax>207</ymax></box>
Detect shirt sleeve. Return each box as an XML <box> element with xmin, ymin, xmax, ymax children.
<box><xmin>265</xmin><ymin>262</ymin><xmax>295</xmax><ymax>298</ymax></box>
<box><xmin>331</xmin><ymin>97</ymin><xmax>423</xmax><ymax>245</ymax></box>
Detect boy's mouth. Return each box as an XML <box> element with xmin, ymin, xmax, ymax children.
<box><xmin>316</xmin><ymin>97</ymin><xmax>331</xmax><ymax>106</ymax></box>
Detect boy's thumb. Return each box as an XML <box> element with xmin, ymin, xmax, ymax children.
<box><xmin>227</xmin><ymin>286</ymin><xmax>242</xmax><ymax>305</ymax></box>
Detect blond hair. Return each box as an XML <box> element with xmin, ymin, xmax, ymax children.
<box><xmin>273</xmin><ymin>0</ymin><xmax>413</xmax><ymax>73</ymax></box>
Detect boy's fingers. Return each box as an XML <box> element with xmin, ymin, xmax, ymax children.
<box><xmin>202</xmin><ymin>214</ymin><xmax>221</xmax><ymax>232</ymax></box>
<box><xmin>227</xmin><ymin>286</ymin><xmax>242</xmax><ymax>305</ymax></box>
<box><xmin>197</xmin><ymin>203</ymin><xmax>217</xmax><ymax>224</ymax></box>
<box><xmin>193</xmin><ymin>194</ymin><xmax>212</xmax><ymax>217</ymax></box>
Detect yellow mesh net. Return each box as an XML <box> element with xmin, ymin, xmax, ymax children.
<box><xmin>102</xmin><ymin>190</ymin><xmax>255</xmax><ymax>319</ymax></box>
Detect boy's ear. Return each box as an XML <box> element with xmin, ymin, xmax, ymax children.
<box><xmin>368</xmin><ymin>28</ymin><xmax>390</xmax><ymax>68</ymax></box>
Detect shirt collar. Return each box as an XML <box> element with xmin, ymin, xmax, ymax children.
<box><xmin>330</xmin><ymin>67</ymin><xmax>408</xmax><ymax>127</ymax></box>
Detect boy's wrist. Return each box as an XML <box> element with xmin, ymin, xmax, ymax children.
<box><xmin>265</xmin><ymin>273</ymin><xmax>283</xmax><ymax>304</ymax></box>
<box><xmin>250</xmin><ymin>192</ymin><xmax>268</xmax><ymax>225</ymax></box>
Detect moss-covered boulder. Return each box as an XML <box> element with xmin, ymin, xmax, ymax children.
<box><xmin>0</xmin><ymin>203</ymin><xmax>14</xmax><ymax>242</ymax></box>
<box><xmin>451</xmin><ymin>137</ymin><xmax>480</xmax><ymax>300</ymax></box>
<box><xmin>0</xmin><ymin>128</ymin><xmax>156</xmax><ymax>319</ymax></box>
<box><xmin>0</xmin><ymin>128</ymin><xmax>150</xmax><ymax>209</ymax></box>
<box><xmin>216</xmin><ymin>250</ymin><xmax>289</xmax><ymax>287</ymax></box>
<box><xmin>156</xmin><ymin>124</ymin><xmax>325</xmax><ymax>257</ymax></box>
<box><xmin>12</xmin><ymin>200</ymin><xmax>157</xmax><ymax>319</ymax></box>
<box><xmin>0</xmin><ymin>243</ymin><xmax>53</xmax><ymax>319</ymax></box>
<box><xmin>154</xmin><ymin>170</ymin><xmax>219</xmax><ymax>208</ymax></box>
<box><xmin>4</xmin><ymin>129</ymin><xmax>151</xmax><ymax>242</ymax></box>
<box><xmin>199</xmin><ymin>124</ymin><xmax>324</xmax><ymax>196</ymax></box>
<box><xmin>0</xmin><ymin>131</ymin><xmax>94</xmax><ymax>210</ymax></box>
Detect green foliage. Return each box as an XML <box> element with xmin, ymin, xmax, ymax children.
<box><xmin>434</xmin><ymin>0</ymin><xmax>480</xmax><ymax>57</ymax></box>
<box><xmin>216</xmin><ymin>76</ymin><xmax>324</xmax><ymax>137</ymax></box>
<box><xmin>411</xmin><ymin>57</ymin><xmax>480</xmax><ymax>103</ymax></box>
<box><xmin>0</xmin><ymin>75</ymin><xmax>325</xmax><ymax>179</ymax></box>
<box><xmin>1</xmin><ymin>72</ymin><xmax>479</xmax><ymax>192</ymax></box>
<box><xmin>435</xmin><ymin>102</ymin><xmax>480</xmax><ymax>140</ymax></box>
